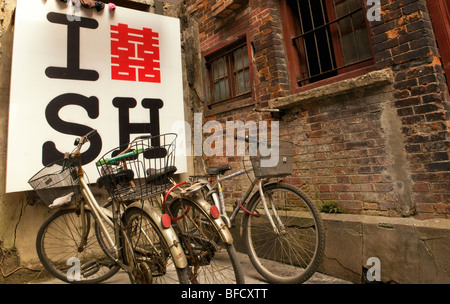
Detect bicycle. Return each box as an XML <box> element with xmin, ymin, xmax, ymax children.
<box><xmin>163</xmin><ymin>181</ymin><xmax>245</xmax><ymax>284</ymax></box>
<box><xmin>29</xmin><ymin>130</ymin><xmax>189</xmax><ymax>284</ymax></box>
<box><xmin>97</xmin><ymin>132</ymin><xmax>245</xmax><ymax>284</ymax></box>
<box><xmin>95</xmin><ymin>132</ymin><xmax>191</xmax><ymax>284</ymax></box>
<box><xmin>183</xmin><ymin>136</ymin><xmax>325</xmax><ymax>284</ymax></box>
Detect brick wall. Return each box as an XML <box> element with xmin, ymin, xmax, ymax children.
<box><xmin>183</xmin><ymin>0</ymin><xmax>450</xmax><ymax>218</ymax></box>
<box><xmin>186</xmin><ymin>0</ymin><xmax>290</xmax><ymax>106</ymax></box>
<box><xmin>370</xmin><ymin>0</ymin><xmax>450</xmax><ymax>217</ymax></box>
<box><xmin>275</xmin><ymin>78</ymin><xmax>414</xmax><ymax>217</ymax></box>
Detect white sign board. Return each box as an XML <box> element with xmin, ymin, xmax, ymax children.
<box><xmin>7</xmin><ymin>0</ymin><xmax>187</xmax><ymax>192</ymax></box>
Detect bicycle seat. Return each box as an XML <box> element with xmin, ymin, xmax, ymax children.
<box><xmin>206</xmin><ymin>165</ymin><xmax>232</xmax><ymax>175</ymax></box>
<box><xmin>146</xmin><ymin>166</ymin><xmax>177</xmax><ymax>185</ymax></box>
<box><xmin>97</xmin><ymin>169</ymin><xmax>134</xmax><ymax>189</ymax></box>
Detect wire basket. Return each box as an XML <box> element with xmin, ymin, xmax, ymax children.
<box><xmin>28</xmin><ymin>158</ymin><xmax>80</xmax><ymax>207</ymax></box>
<box><xmin>250</xmin><ymin>140</ymin><xmax>293</xmax><ymax>178</ymax></box>
<box><xmin>96</xmin><ymin>133</ymin><xmax>177</xmax><ymax>201</ymax></box>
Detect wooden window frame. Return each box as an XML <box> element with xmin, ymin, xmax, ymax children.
<box><xmin>426</xmin><ymin>0</ymin><xmax>450</xmax><ymax>93</ymax></box>
<box><xmin>203</xmin><ymin>36</ymin><xmax>253</xmax><ymax>114</ymax></box>
<box><xmin>280</xmin><ymin>0</ymin><xmax>376</xmax><ymax>94</ymax></box>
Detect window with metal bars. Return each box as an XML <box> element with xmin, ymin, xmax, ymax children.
<box><xmin>286</xmin><ymin>0</ymin><xmax>373</xmax><ymax>86</ymax></box>
<box><xmin>205</xmin><ymin>40</ymin><xmax>251</xmax><ymax>106</ymax></box>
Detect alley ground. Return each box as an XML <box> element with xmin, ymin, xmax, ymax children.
<box><xmin>34</xmin><ymin>252</ymin><xmax>351</xmax><ymax>285</ymax></box>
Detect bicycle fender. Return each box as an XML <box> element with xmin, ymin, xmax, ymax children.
<box><xmin>126</xmin><ymin>201</ymin><xmax>188</xmax><ymax>269</ymax></box>
<box><xmin>172</xmin><ymin>195</ymin><xmax>234</xmax><ymax>245</ymax></box>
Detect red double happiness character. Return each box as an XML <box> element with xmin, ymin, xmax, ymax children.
<box><xmin>111</xmin><ymin>23</ymin><xmax>161</xmax><ymax>83</ymax></box>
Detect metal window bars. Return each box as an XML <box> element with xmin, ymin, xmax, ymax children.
<box><xmin>291</xmin><ymin>0</ymin><xmax>372</xmax><ymax>85</ymax></box>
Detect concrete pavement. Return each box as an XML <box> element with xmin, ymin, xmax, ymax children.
<box><xmin>36</xmin><ymin>252</ymin><xmax>351</xmax><ymax>285</ymax></box>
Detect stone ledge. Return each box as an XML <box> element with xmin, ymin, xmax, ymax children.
<box><xmin>269</xmin><ymin>68</ymin><xmax>395</xmax><ymax>110</ymax></box>
<box><xmin>231</xmin><ymin>212</ymin><xmax>450</xmax><ymax>284</ymax></box>
<box><xmin>320</xmin><ymin>213</ymin><xmax>450</xmax><ymax>284</ymax></box>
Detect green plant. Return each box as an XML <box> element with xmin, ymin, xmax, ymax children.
<box><xmin>319</xmin><ymin>201</ymin><xmax>343</xmax><ymax>214</ymax></box>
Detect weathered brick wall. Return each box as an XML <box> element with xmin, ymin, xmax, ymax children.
<box><xmin>275</xmin><ymin>74</ymin><xmax>412</xmax><ymax>217</ymax></box>
<box><xmin>183</xmin><ymin>0</ymin><xmax>450</xmax><ymax>218</ymax></box>
<box><xmin>370</xmin><ymin>0</ymin><xmax>450</xmax><ymax>217</ymax></box>
<box><xmin>186</xmin><ymin>0</ymin><xmax>290</xmax><ymax>106</ymax></box>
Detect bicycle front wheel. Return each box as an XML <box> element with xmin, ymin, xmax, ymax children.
<box><xmin>170</xmin><ymin>198</ymin><xmax>244</xmax><ymax>284</ymax></box>
<box><xmin>124</xmin><ymin>207</ymin><xmax>190</xmax><ymax>284</ymax></box>
<box><xmin>36</xmin><ymin>208</ymin><xmax>120</xmax><ymax>284</ymax></box>
<box><xmin>242</xmin><ymin>182</ymin><xmax>325</xmax><ymax>284</ymax></box>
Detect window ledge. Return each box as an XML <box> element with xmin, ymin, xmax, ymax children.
<box><xmin>269</xmin><ymin>68</ymin><xmax>394</xmax><ymax>110</ymax></box>
<box><xmin>205</xmin><ymin>96</ymin><xmax>254</xmax><ymax>117</ymax></box>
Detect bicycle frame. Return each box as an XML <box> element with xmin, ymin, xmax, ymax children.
<box><xmin>197</xmin><ymin>167</ymin><xmax>285</xmax><ymax>235</ymax></box>
<box><xmin>30</xmin><ymin>130</ymin><xmax>190</xmax><ymax>284</ymax></box>
<box><xmin>77</xmin><ymin>166</ymin><xmax>189</xmax><ymax>276</ymax></box>
<box><xmin>168</xmin><ymin>190</ymin><xmax>234</xmax><ymax>245</ymax></box>
<box><xmin>76</xmin><ymin>170</ymin><xmax>136</xmax><ymax>276</ymax></box>
<box><xmin>212</xmin><ymin>169</ymin><xmax>256</xmax><ymax>223</ymax></box>
<box><xmin>67</xmin><ymin>133</ymin><xmax>185</xmax><ymax>283</ymax></box>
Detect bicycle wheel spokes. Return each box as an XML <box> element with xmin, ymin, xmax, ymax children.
<box><xmin>244</xmin><ymin>183</ymin><xmax>325</xmax><ymax>284</ymax></box>
<box><xmin>37</xmin><ymin>208</ymin><xmax>120</xmax><ymax>283</ymax></box>
<box><xmin>171</xmin><ymin>199</ymin><xmax>243</xmax><ymax>284</ymax></box>
<box><xmin>125</xmin><ymin>209</ymin><xmax>186</xmax><ymax>284</ymax></box>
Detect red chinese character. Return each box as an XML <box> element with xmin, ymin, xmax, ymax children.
<box><xmin>110</xmin><ymin>23</ymin><xmax>161</xmax><ymax>83</ymax></box>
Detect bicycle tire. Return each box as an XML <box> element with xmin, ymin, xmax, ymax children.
<box><xmin>123</xmin><ymin>207</ymin><xmax>190</xmax><ymax>284</ymax></box>
<box><xmin>95</xmin><ymin>211</ymin><xmax>152</xmax><ymax>284</ymax></box>
<box><xmin>36</xmin><ymin>208</ymin><xmax>120</xmax><ymax>284</ymax></box>
<box><xmin>170</xmin><ymin>198</ymin><xmax>245</xmax><ymax>284</ymax></box>
<box><xmin>242</xmin><ymin>182</ymin><xmax>325</xmax><ymax>284</ymax></box>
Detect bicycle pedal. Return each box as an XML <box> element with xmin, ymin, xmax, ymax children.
<box><xmin>81</xmin><ymin>260</ymin><xmax>97</xmax><ymax>270</ymax></box>
<box><xmin>81</xmin><ymin>260</ymin><xmax>100</xmax><ymax>278</ymax></box>
<box><xmin>83</xmin><ymin>266</ymin><xmax>100</xmax><ymax>278</ymax></box>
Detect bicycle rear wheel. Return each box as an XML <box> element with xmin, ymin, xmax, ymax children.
<box><xmin>124</xmin><ymin>207</ymin><xmax>190</xmax><ymax>284</ymax></box>
<box><xmin>170</xmin><ymin>198</ymin><xmax>244</xmax><ymax>284</ymax></box>
<box><xmin>36</xmin><ymin>208</ymin><xmax>120</xmax><ymax>284</ymax></box>
<box><xmin>242</xmin><ymin>182</ymin><xmax>325</xmax><ymax>284</ymax></box>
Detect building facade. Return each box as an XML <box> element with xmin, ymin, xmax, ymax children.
<box><xmin>182</xmin><ymin>0</ymin><xmax>450</xmax><ymax>219</ymax></box>
<box><xmin>0</xmin><ymin>0</ymin><xmax>449</xmax><ymax>283</ymax></box>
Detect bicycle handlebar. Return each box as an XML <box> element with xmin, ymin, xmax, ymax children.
<box><xmin>78</xmin><ymin>132</ymin><xmax>170</xmax><ymax>167</ymax></box>
<box><xmin>95</xmin><ymin>134</ymin><xmax>154</xmax><ymax>167</ymax></box>
<box><xmin>60</xmin><ymin>129</ymin><xmax>99</xmax><ymax>169</ymax></box>
<box><xmin>84</xmin><ymin>129</ymin><xmax>98</xmax><ymax>140</ymax></box>
<box><xmin>66</xmin><ymin>130</ymin><xmax>152</xmax><ymax>166</ymax></box>
<box><xmin>69</xmin><ymin>129</ymin><xmax>98</xmax><ymax>156</ymax></box>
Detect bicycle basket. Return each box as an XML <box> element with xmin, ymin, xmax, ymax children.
<box><xmin>28</xmin><ymin>158</ymin><xmax>80</xmax><ymax>207</ymax></box>
<box><xmin>96</xmin><ymin>133</ymin><xmax>177</xmax><ymax>201</ymax></box>
<box><xmin>250</xmin><ymin>140</ymin><xmax>293</xmax><ymax>178</ymax></box>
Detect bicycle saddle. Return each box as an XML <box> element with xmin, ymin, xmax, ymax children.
<box><xmin>146</xmin><ymin>166</ymin><xmax>177</xmax><ymax>185</ymax></box>
<box><xmin>206</xmin><ymin>165</ymin><xmax>232</xmax><ymax>175</ymax></box>
<box><xmin>97</xmin><ymin>169</ymin><xmax>134</xmax><ymax>189</ymax></box>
